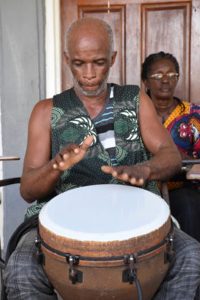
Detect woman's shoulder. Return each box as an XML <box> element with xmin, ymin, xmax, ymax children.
<box><xmin>177</xmin><ymin>100</ymin><xmax>200</xmax><ymax>116</ymax></box>
<box><xmin>181</xmin><ymin>100</ymin><xmax>200</xmax><ymax>109</ymax></box>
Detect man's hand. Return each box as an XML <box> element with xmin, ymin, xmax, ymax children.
<box><xmin>101</xmin><ymin>164</ymin><xmax>151</xmax><ymax>186</ymax></box>
<box><xmin>53</xmin><ymin>135</ymin><xmax>93</xmax><ymax>171</ymax></box>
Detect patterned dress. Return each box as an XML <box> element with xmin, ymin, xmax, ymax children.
<box><xmin>165</xmin><ymin>100</ymin><xmax>200</xmax><ymax>241</ymax></box>
<box><xmin>164</xmin><ymin>100</ymin><xmax>200</xmax><ymax>190</ymax></box>
<box><xmin>164</xmin><ymin>100</ymin><xmax>200</xmax><ymax>159</ymax></box>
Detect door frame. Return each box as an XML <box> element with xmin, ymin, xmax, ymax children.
<box><xmin>45</xmin><ymin>0</ymin><xmax>61</xmax><ymax>98</ymax></box>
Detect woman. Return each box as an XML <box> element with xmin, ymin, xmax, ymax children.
<box><xmin>141</xmin><ymin>51</ymin><xmax>200</xmax><ymax>241</ymax></box>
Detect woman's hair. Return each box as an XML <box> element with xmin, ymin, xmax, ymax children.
<box><xmin>141</xmin><ymin>51</ymin><xmax>180</xmax><ymax>81</ymax></box>
<box><xmin>141</xmin><ymin>51</ymin><xmax>185</xmax><ymax>112</ymax></box>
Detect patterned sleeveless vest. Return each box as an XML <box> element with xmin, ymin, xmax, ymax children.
<box><xmin>25</xmin><ymin>84</ymin><xmax>160</xmax><ymax>219</ymax></box>
<box><xmin>51</xmin><ymin>83</ymin><xmax>159</xmax><ymax>195</ymax></box>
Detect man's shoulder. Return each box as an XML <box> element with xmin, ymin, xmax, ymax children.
<box><xmin>33</xmin><ymin>98</ymin><xmax>52</xmax><ymax>112</ymax></box>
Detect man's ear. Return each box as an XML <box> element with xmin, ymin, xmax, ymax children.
<box><xmin>110</xmin><ymin>51</ymin><xmax>117</xmax><ymax>66</ymax></box>
<box><xmin>64</xmin><ymin>51</ymin><xmax>70</xmax><ymax>65</ymax></box>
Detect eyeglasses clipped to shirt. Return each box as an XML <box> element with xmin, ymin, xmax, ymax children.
<box><xmin>149</xmin><ymin>72</ymin><xmax>179</xmax><ymax>81</ymax></box>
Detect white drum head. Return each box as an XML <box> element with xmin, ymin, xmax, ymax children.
<box><xmin>39</xmin><ymin>184</ymin><xmax>170</xmax><ymax>242</ymax></box>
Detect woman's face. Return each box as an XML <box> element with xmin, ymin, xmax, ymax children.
<box><xmin>144</xmin><ymin>58</ymin><xmax>179</xmax><ymax>101</ymax></box>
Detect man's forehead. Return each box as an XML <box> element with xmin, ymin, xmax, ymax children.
<box><xmin>70</xmin><ymin>25</ymin><xmax>108</xmax><ymax>42</ymax></box>
<box><xmin>68</xmin><ymin>30</ymin><xmax>109</xmax><ymax>54</ymax></box>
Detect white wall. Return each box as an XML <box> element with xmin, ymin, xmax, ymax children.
<box><xmin>0</xmin><ymin>0</ymin><xmax>62</xmax><ymax>257</ymax></box>
<box><xmin>0</xmin><ymin>0</ymin><xmax>46</xmax><ymax>255</ymax></box>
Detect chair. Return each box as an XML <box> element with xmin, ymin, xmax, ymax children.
<box><xmin>160</xmin><ymin>159</ymin><xmax>200</xmax><ymax>201</ymax></box>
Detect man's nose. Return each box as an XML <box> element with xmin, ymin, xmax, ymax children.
<box><xmin>83</xmin><ymin>64</ymin><xmax>96</xmax><ymax>79</ymax></box>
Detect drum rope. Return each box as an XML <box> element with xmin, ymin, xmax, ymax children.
<box><xmin>134</xmin><ymin>276</ymin><xmax>143</xmax><ymax>300</ymax></box>
<box><xmin>123</xmin><ymin>254</ymin><xmax>143</xmax><ymax>300</ymax></box>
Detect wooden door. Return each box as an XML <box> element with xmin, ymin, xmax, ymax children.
<box><xmin>60</xmin><ymin>0</ymin><xmax>200</xmax><ymax>104</ymax></box>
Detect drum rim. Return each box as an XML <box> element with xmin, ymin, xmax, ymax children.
<box><xmin>38</xmin><ymin>223</ymin><xmax>173</xmax><ymax>262</ymax></box>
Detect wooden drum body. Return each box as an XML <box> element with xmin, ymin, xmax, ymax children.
<box><xmin>38</xmin><ymin>184</ymin><xmax>173</xmax><ymax>300</ymax></box>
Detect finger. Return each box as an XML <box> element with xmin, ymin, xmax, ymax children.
<box><xmin>130</xmin><ymin>177</ymin><xmax>144</xmax><ymax>186</ymax></box>
<box><xmin>118</xmin><ymin>173</ymin><xmax>129</xmax><ymax>181</ymax></box>
<box><xmin>52</xmin><ymin>152</ymin><xmax>65</xmax><ymax>169</ymax></box>
<box><xmin>63</xmin><ymin>153</ymin><xmax>70</xmax><ymax>160</ymax></box>
<box><xmin>53</xmin><ymin>160</ymin><xmax>65</xmax><ymax>170</ymax></box>
<box><xmin>80</xmin><ymin>135</ymin><xmax>94</xmax><ymax>151</ymax></box>
<box><xmin>53</xmin><ymin>163</ymin><xmax>58</xmax><ymax>170</ymax></box>
<box><xmin>61</xmin><ymin>145</ymin><xmax>80</xmax><ymax>160</ymax></box>
<box><xmin>101</xmin><ymin>165</ymin><xmax>114</xmax><ymax>174</ymax></box>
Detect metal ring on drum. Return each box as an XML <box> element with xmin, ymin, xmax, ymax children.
<box><xmin>36</xmin><ymin>184</ymin><xmax>174</xmax><ymax>300</ymax></box>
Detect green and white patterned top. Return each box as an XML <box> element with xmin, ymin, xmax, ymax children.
<box><xmin>25</xmin><ymin>83</ymin><xmax>159</xmax><ymax>219</ymax></box>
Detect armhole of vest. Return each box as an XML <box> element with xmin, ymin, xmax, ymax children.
<box><xmin>52</xmin><ymin>89</ymin><xmax>70</xmax><ymax>108</ymax></box>
<box><xmin>52</xmin><ymin>92</ymin><xmax>64</xmax><ymax>107</ymax></box>
<box><xmin>136</xmin><ymin>86</ymin><xmax>140</xmax><ymax>115</ymax></box>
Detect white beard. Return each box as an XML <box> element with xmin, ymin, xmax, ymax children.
<box><xmin>73</xmin><ymin>73</ymin><xmax>109</xmax><ymax>97</ymax></box>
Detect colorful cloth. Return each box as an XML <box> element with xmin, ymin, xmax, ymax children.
<box><xmin>164</xmin><ymin>100</ymin><xmax>200</xmax><ymax>190</ymax></box>
<box><xmin>164</xmin><ymin>101</ymin><xmax>200</xmax><ymax>159</ymax></box>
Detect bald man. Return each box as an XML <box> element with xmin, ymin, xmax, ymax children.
<box><xmin>4</xmin><ymin>18</ymin><xmax>200</xmax><ymax>299</ymax></box>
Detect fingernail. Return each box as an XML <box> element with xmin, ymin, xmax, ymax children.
<box><xmin>74</xmin><ymin>148</ymin><xmax>79</xmax><ymax>154</ymax></box>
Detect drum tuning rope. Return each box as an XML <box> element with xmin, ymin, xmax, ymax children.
<box><xmin>67</xmin><ymin>255</ymin><xmax>83</xmax><ymax>284</ymax></box>
<box><xmin>123</xmin><ymin>254</ymin><xmax>143</xmax><ymax>300</ymax></box>
<box><xmin>165</xmin><ymin>228</ymin><xmax>175</xmax><ymax>263</ymax></box>
<box><xmin>35</xmin><ymin>237</ymin><xmax>45</xmax><ymax>265</ymax></box>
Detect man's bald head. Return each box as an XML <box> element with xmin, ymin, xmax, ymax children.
<box><xmin>66</xmin><ymin>18</ymin><xmax>114</xmax><ymax>57</ymax></box>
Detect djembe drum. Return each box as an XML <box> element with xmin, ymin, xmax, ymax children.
<box><xmin>37</xmin><ymin>184</ymin><xmax>173</xmax><ymax>300</ymax></box>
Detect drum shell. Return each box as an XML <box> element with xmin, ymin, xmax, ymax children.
<box><xmin>39</xmin><ymin>217</ymin><xmax>171</xmax><ymax>300</ymax></box>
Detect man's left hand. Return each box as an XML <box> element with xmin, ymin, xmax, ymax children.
<box><xmin>101</xmin><ymin>164</ymin><xmax>151</xmax><ymax>186</ymax></box>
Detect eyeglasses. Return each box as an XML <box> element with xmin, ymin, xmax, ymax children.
<box><xmin>149</xmin><ymin>72</ymin><xmax>179</xmax><ymax>81</ymax></box>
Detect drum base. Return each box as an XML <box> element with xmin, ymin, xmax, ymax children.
<box><xmin>42</xmin><ymin>248</ymin><xmax>169</xmax><ymax>300</ymax></box>
<box><xmin>38</xmin><ymin>185</ymin><xmax>172</xmax><ymax>300</ymax></box>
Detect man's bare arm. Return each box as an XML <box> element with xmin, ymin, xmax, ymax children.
<box><xmin>20</xmin><ymin>100</ymin><xmax>93</xmax><ymax>203</ymax></box>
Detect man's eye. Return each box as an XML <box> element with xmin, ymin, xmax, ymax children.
<box><xmin>95</xmin><ymin>60</ymin><xmax>106</xmax><ymax>66</ymax></box>
<box><xmin>73</xmin><ymin>61</ymin><xmax>83</xmax><ymax>67</ymax></box>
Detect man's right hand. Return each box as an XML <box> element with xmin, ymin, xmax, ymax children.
<box><xmin>52</xmin><ymin>135</ymin><xmax>94</xmax><ymax>172</ymax></box>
